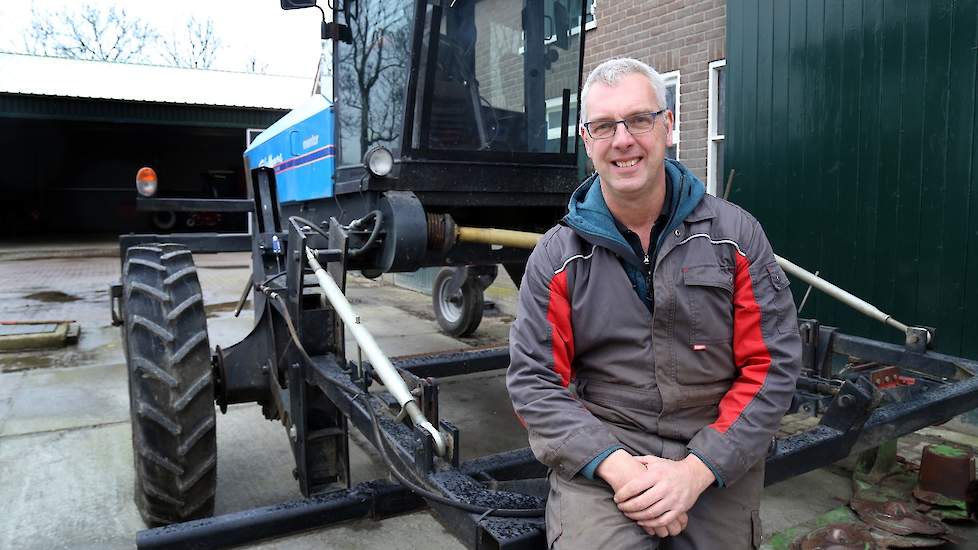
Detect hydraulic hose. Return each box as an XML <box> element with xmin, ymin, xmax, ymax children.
<box><xmin>347</xmin><ymin>210</ymin><xmax>384</xmax><ymax>258</ymax></box>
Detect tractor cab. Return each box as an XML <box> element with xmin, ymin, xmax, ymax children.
<box><xmin>257</xmin><ymin>0</ymin><xmax>588</xmax><ymax>273</ymax></box>
<box><xmin>332</xmin><ymin>0</ymin><xmax>585</xmax><ymax>185</ymax></box>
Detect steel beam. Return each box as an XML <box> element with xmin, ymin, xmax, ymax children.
<box><xmin>765</xmin><ymin>373</ymin><xmax>978</xmax><ymax>485</ymax></box>
<box><xmin>390</xmin><ymin>346</ymin><xmax>510</xmax><ymax>379</ymax></box>
<box><xmin>119</xmin><ymin>233</ymin><xmax>252</xmax><ymax>255</ymax></box>
<box><xmin>136</xmin><ymin>197</ymin><xmax>255</xmax><ymax>212</ymax></box>
<box><xmin>135</xmin><ymin>479</ymin><xmax>422</xmax><ymax>550</ymax></box>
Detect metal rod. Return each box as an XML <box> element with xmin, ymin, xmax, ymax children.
<box><xmin>452</xmin><ymin>222</ymin><xmax>922</xmax><ymax>340</ymax></box>
<box><xmin>722</xmin><ymin>168</ymin><xmax>736</xmax><ymax>201</ymax></box>
<box><xmin>304</xmin><ymin>246</ymin><xmax>447</xmax><ymax>456</ymax></box>
<box><xmin>797</xmin><ymin>269</ymin><xmax>819</xmax><ymax>314</ymax></box>
<box><xmin>456</xmin><ymin>226</ymin><xmax>541</xmax><ymax>249</ymax></box>
<box><xmin>774</xmin><ymin>255</ymin><xmax>911</xmax><ymax>335</ymax></box>
<box><xmin>232</xmin><ymin>273</ymin><xmax>253</xmax><ymax>318</ymax></box>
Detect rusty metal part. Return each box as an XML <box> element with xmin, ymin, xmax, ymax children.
<box><xmin>795</xmin><ymin>524</ymin><xmax>878</xmax><ymax>550</ymax></box>
<box><xmin>868</xmin><ymin>528</ymin><xmax>951</xmax><ymax>548</ymax></box>
<box><xmin>425</xmin><ymin>213</ymin><xmax>456</xmax><ymax>252</ymax></box>
<box><xmin>869</xmin><ymin>366</ymin><xmax>916</xmax><ymax>389</ymax></box>
<box><xmin>914</xmin><ymin>445</ymin><xmax>975</xmax><ymax>503</ymax></box>
<box><xmin>851</xmin><ymin>498</ymin><xmax>947</xmax><ymax>537</ymax></box>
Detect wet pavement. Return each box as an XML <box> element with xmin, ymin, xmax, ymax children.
<box><xmin>1</xmin><ymin>238</ymin><xmax>977</xmax><ymax>549</ymax></box>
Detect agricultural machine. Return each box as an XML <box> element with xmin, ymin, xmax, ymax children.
<box><xmin>110</xmin><ymin>1</ymin><xmax>978</xmax><ymax>548</ymax></box>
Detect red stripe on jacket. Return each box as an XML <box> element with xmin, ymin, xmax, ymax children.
<box><xmin>546</xmin><ymin>270</ymin><xmax>574</xmax><ymax>387</ymax></box>
<box><xmin>710</xmin><ymin>253</ymin><xmax>773</xmax><ymax>433</ymax></box>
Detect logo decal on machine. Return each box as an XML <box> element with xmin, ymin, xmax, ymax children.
<box><xmin>302</xmin><ymin>134</ymin><xmax>319</xmax><ymax>150</ymax></box>
<box><xmin>273</xmin><ymin>144</ymin><xmax>336</xmax><ymax>175</ymax></box>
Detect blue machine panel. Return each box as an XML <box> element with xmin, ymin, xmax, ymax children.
<box><xmin>244</xmin><ymin>95</ymin><xmax>335</xmax><ymax>203</ymax></box>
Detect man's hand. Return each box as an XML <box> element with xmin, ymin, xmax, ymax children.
<box><xmin>594</xmin><ymin>449</ymin><xmax>648</xmax><ymax>492</ymax></box>
<box><xmin>594</xmin><ymin>450</ymin><xmax>692</xmax><ymax>538</ymax></box>
<box><xmin>613</xmin><ymin>454</ymin><xmax>715</xmax><ymax>532</ymax></box>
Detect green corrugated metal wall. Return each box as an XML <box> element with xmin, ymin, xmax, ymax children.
<box><xmin>727</xmin><ymin>0</ymin><xmax>978</xmax><ymax>359</ymax></box>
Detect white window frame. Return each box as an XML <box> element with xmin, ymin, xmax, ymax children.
<box><xmin>584</xmin><ymin>0</ymin><xmax>597</xmax><ymax>31</ymax></box>
<box><xmin>554</xmin><ymin>0</ymin><xmax>597</xmax><ymax>37</ymax></box>
<box><xmin>707</xmin><ymin>59</ymin><xmax>726</xmax><ymax>196</ymax></box>
<box><xmin>660</xmin><ymin>70</ymin><xmax>680</xmax><ymax>160</ymax></box>
<box><xmin>545</xmin><ymin>95</ymin><xmax>579</xmax><ymax>141</ymax></box>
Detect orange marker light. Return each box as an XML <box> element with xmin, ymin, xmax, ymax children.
<box><xmin>135</xmin><ymin>167</ymin><xmax>158</xmax><ymax>197</ymax></box>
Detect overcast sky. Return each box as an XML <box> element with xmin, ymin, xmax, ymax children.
<box><xmin>0</xmin><ymin>0</ymin><xmax>326</xmax><ymax>77</ymax></box>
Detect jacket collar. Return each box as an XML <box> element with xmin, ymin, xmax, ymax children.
<box><xmin>684</xmin><ymin>192</ymin><xmax>717</xmax><ymax>223</ymax></box>
<box><xmin>563</xmin><ymin>159</ymin><xmax>707</xmax><ymax>265</ymax></box>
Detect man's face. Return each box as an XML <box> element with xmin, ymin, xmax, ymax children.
<box><xmin>581</xmin><ymin>73</ymin><xmax>674</xmax><ymax>199</ymax></box>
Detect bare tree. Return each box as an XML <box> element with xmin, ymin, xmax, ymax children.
<box><xmin>163</xmin><ymin>16</ymin><xmax>221</xmax><ymax>69</ymax></box>
<box><xmin>24</xmin><ymin>4</ymin><xmax>157</xmax><ymax>63</ymax></box>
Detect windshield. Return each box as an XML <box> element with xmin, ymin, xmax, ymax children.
<box><xmin>410</xmin><ymin>0</ymin><xmax>584</xmax><ymax>156</ymax></box>
<box><xmin>334</xmin><ymin>0</ymin><xmax>415</xmax><ymax>166</ymax></box>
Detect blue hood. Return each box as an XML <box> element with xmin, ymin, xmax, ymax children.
<box><xmin>563</xmin><ymin>159</ymin><xmax>706</xmax><ymax>266</ymax></box>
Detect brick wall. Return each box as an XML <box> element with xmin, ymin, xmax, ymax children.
<box><xmin>583</xmin><ymin>0</ymin><xmax>725</xmax><ymax>181</ymax></box>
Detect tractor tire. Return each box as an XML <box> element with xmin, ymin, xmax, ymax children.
<box><xmin>432</xmin><ymin>267</ymin><xmax>484</xmax><ymax>337</ymax></box>
<box><xmin>121</xmin><ymin>243</ymin><xmax>217</xmax><ymax>526</ymax></box>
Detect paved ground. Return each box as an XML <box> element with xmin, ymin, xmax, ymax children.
<box><xmin>1</xmin><ymin>238</ymin><xmax>976</xmax><ymax>549</ymax></box>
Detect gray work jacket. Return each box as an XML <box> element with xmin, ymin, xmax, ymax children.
<box><xmin>507</xmin><ymin>190</ymin><xmax>803</xmax><ymax>486</ymax></box>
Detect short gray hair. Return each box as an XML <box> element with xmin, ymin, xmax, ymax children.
<box><xmin>579</xmin><ymin>58</ymin><xmax>668</xmax><ymax>125</ymax></box>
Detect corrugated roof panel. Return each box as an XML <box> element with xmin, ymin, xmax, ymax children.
<box><xmin>0</xmin><ymin>52</ymin><xmax>315</xmax><ymax>110</ymax></box>
<box><xmin>0</xmin><ymin>93</ymin><xmax>289</xmax><ymax>128</ymax></box>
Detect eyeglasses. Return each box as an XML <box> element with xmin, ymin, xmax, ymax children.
<box><xmin>582</xmin><ymin>109</ymin><xmax>668</xmax><ymax>140</ymax></box>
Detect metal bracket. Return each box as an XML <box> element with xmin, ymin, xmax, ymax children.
<box><xmin>350</xmin><ymin>358</ymin><xmax>373</xmax><ymax>393</ymax></box>
<box><xmin>109</xmin><ymin>283</ymin><xmax>123</xmax><ymax>326</ymax></box>
<box><xmin>414</xmin><ymin>426</ymin><xmax>435</xmax><ymax>474</ymax></box>
<box><xmin>819</xmin><ymin>377</ymin><xmax>880</xmax><ymax>433</ymax></box>
<box><xmin>322</xmin><ymin>21</ymin><xmax>353</xmax><ymax>44</ymax></box>
<box><xmin>440</xmin><ymin>420</ymin><xmax>460</xmax><ymax>468</ymax></box>
<box><xmin>800</xmin><ymin>319</ymin><xmax>818</xmax><ymax>372</ymax></box>
<box><xmin>446</xmin><ymin>266</ymin><xmax>468</xmax><ymax>295</ymax></box>
<box><xmin>905</xmin><ymin>326</ymin><xmax>933</xmax><ymax>353</ymax></box>
<box><xmin>799</xmin><ymin>319</ymin><xmax>837</xmax><ymax>378</ymax></box>
<box><xmin>419</xmin><ymin>377</ymin><xmax>440</xmax><ymax>428</ymax></box>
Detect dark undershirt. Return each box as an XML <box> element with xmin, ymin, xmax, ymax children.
<box><xmin>612</xmin><ymin>182</ymin><xmax>672</xmax><ymax>311</ymax></box>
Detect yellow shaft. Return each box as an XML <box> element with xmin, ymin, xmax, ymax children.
<box><xmin>456</xmin><ymin>226</ymin><xmax>542</xmax><ymax>250</ymax></box>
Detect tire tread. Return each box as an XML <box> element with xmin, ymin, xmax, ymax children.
<box><xmin>122</xmin><ymin>244</ymin><xmax>217</xmax><ymax>526</ymax></box>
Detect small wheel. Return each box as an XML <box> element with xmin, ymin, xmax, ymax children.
<box><xmin>121</xmin><ymin>243</ymin><xmax>216</xmax><ymax>526</ymax></box>
<box><xmin>151</xmin><ymin>211</ymin><xmax>176</xmax><ymax>231</ymax></box>
<box><xmin>432</xmin><ymin>267</ymin><xmax>483</xmax><ymax>337</ymax></box>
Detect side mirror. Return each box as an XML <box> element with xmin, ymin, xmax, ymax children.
<box><xmin>553</xmin><ymin>2</ymin><xmax>569</xmax><ymax>49</ymax></box>
<box><xmin>281</xmin><ymin>0</ymin><xmax>317</xmax><ymax>10</ymax></box>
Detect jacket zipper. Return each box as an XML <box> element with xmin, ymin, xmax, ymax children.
<box><xmin>644</xmin><ymin>253</ymin><xmax>652</xmax><ymax>304</ymax></box>
<box><xmin>653</xmin><ymin>172</ymin><xmax>688</xmax><ymax>273</ymax></box>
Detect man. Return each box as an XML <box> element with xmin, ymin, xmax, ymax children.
<box><xmin>507</xmin><ymin>58</ymin><xmax>802</xmax><ymax>549</ymax></box>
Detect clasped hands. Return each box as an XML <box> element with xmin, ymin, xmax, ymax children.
<box><xmin>595</xmin><ymin>449</ymin><xmax>715</xmax><ymax>539</ymax></box>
